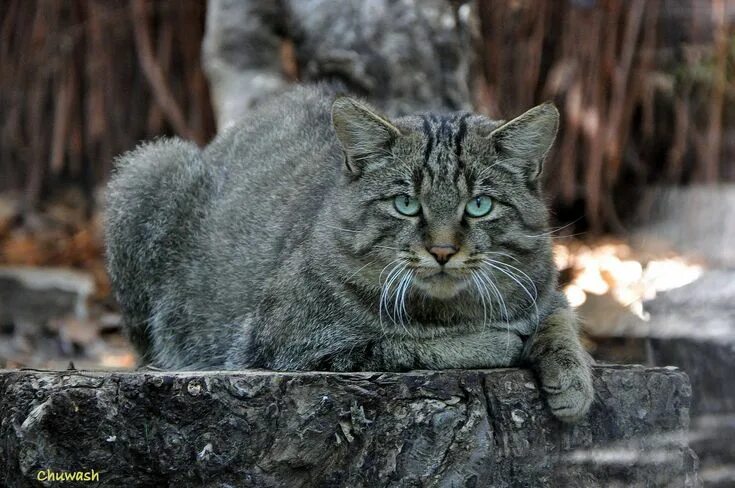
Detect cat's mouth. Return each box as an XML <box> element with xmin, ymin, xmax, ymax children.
<box><xmin>413</xmin><ymin>267</ymin><xmax>470</xmax><ymax>299</ymax></box>
<box><xmin>422</xmin><ymin>270</ymin><xmax>453</xmax><ymax>280</ymax></box>
<box><xmin>416</xmin><ymin>267</ymin><xmax>467</xmax><ymax>279</ymax></box>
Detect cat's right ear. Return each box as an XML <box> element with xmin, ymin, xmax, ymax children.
<box><xmin>332</xmin><ymin>97</ymin><xmax>401</xmax><ymax>174</ymax></box>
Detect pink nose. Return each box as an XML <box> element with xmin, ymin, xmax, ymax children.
<box><xmin>428</xmin><ymin>244</ymin><xmax>458</xmax><ymax>265</ymax></box>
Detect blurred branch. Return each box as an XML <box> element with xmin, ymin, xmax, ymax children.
<box><xmin>701</xmin><ymin>0</ymin><xmax>728</xmax><ymax>182</ymax></box>
<box><xmin>478</xmin><ymin>0</ymin><xmax>735</xmax><ymax>232</ymax></box>
<box><xmin>130</xmin><ymin>0</ymin><xmax>197</xmax><ymax>143</ymax></box>
<box><xmin>0</xmin><ymin>0</ymin><xmax>214</xmax><ymax>209</ymax></box>
<box><xmin>1</xmin><ymin>0</ymin><xmax>734</xmax><ymax>231</ymax></box>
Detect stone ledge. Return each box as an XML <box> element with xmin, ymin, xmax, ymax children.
<box><xmin>0</xmin><ymin>366</ymin><xmax>698</xmax><ymax>487</ymax></box>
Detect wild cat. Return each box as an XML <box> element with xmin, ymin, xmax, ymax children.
<box><xmin>105</xmin><ymin>85</ymin><xmax>593</xmax><ymax>422</ymax></box>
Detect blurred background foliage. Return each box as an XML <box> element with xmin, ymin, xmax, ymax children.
<box><xmin>0</xmin><ymin>0</ymin><xmax>214</xmax><ymax>211</ymax></box>
<box><xmin>0</xmin><ymin>0</ymin><xmax>734</xmax><ymax>305</ymax></box>
<box><xmin>1</xmin><ymin>0</ymin><xmax>734</xmax><ymax>229</ymax></box>
<box><xmin>477</xmin><ymin>0</ymin><xmax>735</xmax><ymax>231</ymax></box>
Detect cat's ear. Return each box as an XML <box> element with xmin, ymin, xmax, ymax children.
<box><xmin>488</xmin><ymin>102</ymin><xmax>559</xmax><ymax>180</ymax></box>
<box><xmin>332</xmin><ymin>96</ymin><xmax>401</xmax><ymax>174</ymax></box>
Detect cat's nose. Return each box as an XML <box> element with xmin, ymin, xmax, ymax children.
<box><xmin>428</xmin><ymin>244</ymin><xmax>458</xmax><ymax>265</ymax></box>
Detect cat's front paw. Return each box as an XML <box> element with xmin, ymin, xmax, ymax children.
<box><xmin>538</xmin><ymin>353</ymin><xmax>593</xmax><ymax>422</ymax></box>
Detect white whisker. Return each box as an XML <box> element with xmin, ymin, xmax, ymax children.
<box><xmin>470</xmin><ymin>271</ymin><xmax>488</xmax><ymax>329</ymax></box>
<box><xmin>381</xmin><ymin>262</ymin><xmax>408</xmax><ymax>327</ymax></box>
<box><xmin>378</xmin><ymin>261</ymin><xmax>404</xmax><ymax>334</ymax></box>
<box><xmin>400</xmin><ymin>271</ymin><xmax>413</xmax><ymax>330</ymax></box>
<box><xmin>322</xmin><ymin>224</ymin><xmax>361</xmax><ymax>234</ymax></box>
<box><xmin>481</xmin><ymin>260</ymin><xmax>539</xmax><ymax>331</ymax></box>
<box><xmin>373</xmin><ymin>245</ymin><xmax>402</xmax><ymax>251</ymax></box>
<box><xmin>482</xmin><ymin>250</ymin><xmax>521</xmax><ymax>263</ymax></box>
<box><xmin>393</xmin><ymin>270</ymin><xmax>413</xmax><ymax>336</ymax></box>
<box><xmin>476</xmin><ymin>268</ymin><xmax>509</xmax><ymax>323</ymax></box>
<box><xmin>482</xmin><ymin>260</ymin><xmax>538</xmax><ymax>308</ymax></box>
<box><xmin>391</xmin><ymin>271</ymin><xmax>405</xmax><ymax>326</ymax></box>
<box><xmin>522</xmin><ymin>217</ymin><xmax>583</xmax><ymax>238</ymax></box>
<box><xmin>378</xmin><ymin>258</ymin><xmax>404</xmax><ymax>285</ymax></box>
<box><xmin>342</xmin><ymin>260</ymin><xmax>376</xmax><ymax>284</ymax></box>
<box><xmin>483</xmin><ymin>258</ymin><xmax>538</xmax><ymax>298</ymax></box>
<box><xmin>476</xmin><ymin>267</ymin><xmax>512</xmax><ymax>360</ymax></box>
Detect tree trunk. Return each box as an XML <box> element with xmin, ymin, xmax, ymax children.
<box><xmin>0</xmin><ymin>365</ymin><xmax>698</xmax><ymax>487</ymax></box>
<box><xmin>202</xmin><ymin>0</ymin><xmax>476</xmax><ymax>129</ymax></box>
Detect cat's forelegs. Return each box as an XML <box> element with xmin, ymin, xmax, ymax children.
<box><xmin>377</xmin><ymin>328</ymin><xmax>524</xmax><ymax>370</ymax></box>
<box><xmin>523</xmin><ymin>307</ymin><xmax>593</xmax><ymax>422</ymax></box>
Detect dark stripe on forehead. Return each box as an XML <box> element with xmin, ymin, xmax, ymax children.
<box><xmin>425</xmin><ymin>160</ymin><xmax>435</xmax><ymax>181</ymax></box>
<box><xmin>412</xmin><ymin>166</ymin><xmax>423</xmax><ymax>191</ymax></box>
<box><xmin>439</xmin><ymin>116</ymin><xmax>449</xmax><ymax>141</ymax></box>
<box><xmin>452</xmin><ymin>161</ymin><xmax>463</xmax><ymax>185</ymax></box>
<box><xmin>421</xmin><ymin>115</ymin><xmax>434</xmax><ymax>164</ymax></box>
<box><xmin>437</xmin><ymin>149</ymin><xmax>450</xmax><ymax>177</ymax></box>
<box><xmin>454</xmin><ymin>113</ymin><xmax>470</xmax><ymax>158</ymax></box>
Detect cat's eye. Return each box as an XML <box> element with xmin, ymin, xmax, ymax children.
<box><xmin>394</xmin><ymin>195</ymin><xmax>421</xmax><ymax>216</ymax></box>
<box><xmin>465</xmin><ymin>195</ymin><xmax>493</xmax><ymax>217</ymax></box>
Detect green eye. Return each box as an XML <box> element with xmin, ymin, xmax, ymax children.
<box><xmin>465</xmin><ymin>195</ymin><xmax>493</xmax><ymax>217</ymax></box>
<box><xmin>394</xmin><ymin>195</ymin><xmax>421</xmax><ymax>216</ymax></box>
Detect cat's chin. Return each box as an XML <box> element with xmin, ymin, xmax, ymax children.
<box><xmin>414</xmin><ymin>275</ymin><xmax>468</xmax><ymax>300</ymax></box>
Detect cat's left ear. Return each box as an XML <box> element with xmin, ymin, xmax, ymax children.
<box><xmin>332</xmin><ymin>97</ymin><xmax>401</xmax><ymax>174</ymax></box>
<box><xmin>488</xmin><ymin>102</ymin><xmax>559</xmax><ymax>180</ymax></box>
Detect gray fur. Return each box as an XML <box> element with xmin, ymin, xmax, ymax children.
<box><xmin>105</xmin><ymin>85</ymin><xmax>593</xmax><ymax>421</ymax></box>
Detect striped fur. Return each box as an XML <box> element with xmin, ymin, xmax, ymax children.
<box><xmin>106</xmin><ymin>85</ymin><xmax>592</xmax><ymax>422</ymax></box>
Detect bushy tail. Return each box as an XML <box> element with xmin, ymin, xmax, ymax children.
<box><xmin>105</xmin><ymin>138</ymin><xmax>215</xmax><ymax>363</ymax></box>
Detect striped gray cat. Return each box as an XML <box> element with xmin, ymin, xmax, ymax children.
<box><xmin>105</xmin><ymin>85</ymin><xmax>593</xmax><ymax>422</ymax></box>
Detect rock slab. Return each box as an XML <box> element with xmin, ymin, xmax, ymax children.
<box><xmin>0</xmin><ymin>366</ymin><xmax>698</xmax><ymax>487</ymax></box>
<box><xmin>587</xmin><ymin>268</ymin><xmax>735</xmax><ymax>486</ymax></box>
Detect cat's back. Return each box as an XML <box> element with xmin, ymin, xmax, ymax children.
<box><xmin>178</xmin><ymin>85</ymin><xmax>344</xmax><ymax>331</ymax></box>
<box><xmin>198</xmin><ymin>85</ymin><xmax>338</xmax><ymax>250</ymax></box>
<box><xmin>205</xmin><ymin>84</ymin><xmax>340</xmax><ymax>190</ymax></box>
<box><xmin>199</xmin><ymin>84</ymin><xmax>342</xmax><ymax>251</ymax></box>
<box><xmin>106</xmin><ymin>84</ymin><xmax>344</xmax><ymax>367</ymax></box>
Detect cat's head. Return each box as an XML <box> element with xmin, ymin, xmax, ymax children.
<box><xmin>330</xmin><ymin>97</ymin><xmax>558</xmax><ymax>314</ymax></box>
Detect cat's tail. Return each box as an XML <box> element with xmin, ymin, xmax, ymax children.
<box><xmin>104</xmin><ymin>138</ymin><xmax>215</xmax><ymax>365</ymax></box>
